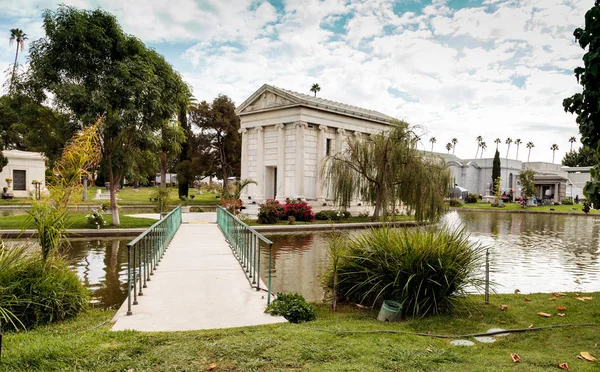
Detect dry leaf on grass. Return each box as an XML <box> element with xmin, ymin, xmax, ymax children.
<box><xmin>498</xmin><ymin>320</ymin><xmax>506</xmax><ymax>324</ymax></box>
<box><xmin>524</xmin><ymin>297</ymin><xmax>531</xmax><ymax>302</ymax></box>
<box><xmin>501</xmin><ymin>305</ymin><xmax>509</xmax><ymax>310</ymax></box>
<box><xmin>558</xmin><ymin>362</ymin><xmax>569</xmax><ymax>370</ymax></box>
<box><xmin>528</xmin><ymin>324</ymin><xmax>534</xmax><ymax>328</ymax></box>
<box><xmin>576</xmin><ymin>297</ymin><xmax>593</xmax><ymax>301</ymax></box>
<box><xmin>557</xmin><ymin>313</ymin><xmax>566</xmax><ymax>317</ymax></box>
<box><xmin>537</xmin><ymin>312</ymin><xmax>552</xmax><ymax>317</ymax></box>
<box><xmin>553</xmin><ymin>292</ymin><xmax>567</xmax><ymax>297</ymax></box>
<box><xmin>549</xmin><ymin>297</ymin><xmax>557</xmax><ymax>301</ymax></box>
<box><xmin>208</xmin><ymin>362</ymin><xmax>217</xmax><ymax>371</ymax></box>
<box><xmin>556</xmin><ymin>305</ymin><xmax>567</xmax><ymax>311</ymax></box>
<box><xmin>580</xmin><ymin>352</ymin><xmax>597</xmax><ymax>362</ymax></box>
<box><xmin>511</xmin><ymin>353</ymin><xmax>521</xmax><ymax>363</ymax></box>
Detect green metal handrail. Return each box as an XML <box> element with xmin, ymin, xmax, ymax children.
<box><xmin>126</xmin><ymin>206</ymin><xmax>182</xmax><ymax>315</ymax></box>
<box><xmin>216</xmin><ymin>206</ymin><xmax>274</xmax><ymax>305</ymax></box>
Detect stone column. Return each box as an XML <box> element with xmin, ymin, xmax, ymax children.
<box><xmin>317</xmin><ymin>125</ymin><xmax>328</xmax><ymax>202</ymax></box>
<box><xmin>276</xmin><ymin>124</ymin><xmax>286</xmax><ymax>201</ymax></box>
<box><xmin>239</xmin><ymin>128</ymin><xmax>249</xmax><ymax>200</ymax></box>
<box><xmin>256</xmin><ymin>126</ymin><xmax>264</xmax><ymax>200</ymax></box>
<box><xmin>336</xmin><ymin>128</ymin><xmax>346</xmax><ymax>154</ymax></box>
<box><xmin>295</xmin><ymin>121</ymin><xmax>307</xmax><ymax>199</ymax></box>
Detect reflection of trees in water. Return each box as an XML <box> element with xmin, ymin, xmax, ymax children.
<box><xmin>92</xmin><ymin>240</ymin><xmax>127</xmax><ymax>309</ymax></box>
<box><xmin>266</xmin><ymin>233</ymin><xmax>315</xmax><ymax>258</ymax></box>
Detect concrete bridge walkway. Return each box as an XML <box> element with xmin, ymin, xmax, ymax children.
<box><xmin>111</xmin><ymin>214</ymin><xmax>285</xmax><ymax>331</ymax></box>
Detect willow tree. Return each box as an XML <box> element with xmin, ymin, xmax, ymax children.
<box><xmin>323</xmin><ymin>121</ymin><xmax>452</xmax><ymax>221</ymax></box>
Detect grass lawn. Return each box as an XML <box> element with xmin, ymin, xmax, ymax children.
<box><xmin>0</xmin><ymin>213</ymin><xmax>156</xmax><ymax>230</ymax></box>
<box><xmin>245</xmin><ymin>215</ymin><xmax>415</xmax><ymax>226</ymax></box>
<box><xmin>0</xmin><ymin>292</ymin><xmax>598</xmax><ymax>371</ymax></box>
<box><xmin>0</xmin><ymin>186</ymin><xmax>220</xmax><ymax>206</ymax></box>
<box><xmin>456</xmin><ymin>201</ymin><xmax>600</xmax><ymax>214</ymax></box>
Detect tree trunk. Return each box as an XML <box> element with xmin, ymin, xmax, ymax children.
<box><xmin>373</xmin><ymin>186</ymin><xmax>383</xmax><ymax>219</ymax></box>
<box><xmin>178</xmin><ymin>106</ymin><xmax>190</xmax><ymax>198</ymax></box>
<box><xmin>10</xmin><ymin>47</ymin><xmax>18</xmax><ymax>91</ymax></box>
<box><xmin>107</xmin><ymin>156</ymin><xmax>120</xmax><ymax>226</ymax></box>
<box><xmin>83</xmin><ymin>178</ymin><xmax>88</xmax><ymax>201</ymax></box>
<box><xmin>161</xmin><ymin>151</ymin><xmax>167</xmax><ymax>189</ymax></box>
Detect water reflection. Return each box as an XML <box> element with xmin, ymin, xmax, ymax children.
<box><xmin>265</xmin><ymin>212</ymin><xmax>600</xmax><ymax>301</ymax></box>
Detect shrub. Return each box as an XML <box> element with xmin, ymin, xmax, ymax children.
<box><xmin>189</xmin><ymin>207</ymin><xmax>205</xmax><ymax>212</ymax></box>
<box><xmin>283</xmin><ymin>200</ymin><xmax>315</xmax><ymax>222</ymax></box>
<box><xmin>85</xmin><ymin>209</ymin><xmax>107</xmax><ymax>229</ymax></box>
<box><xmin>448</xmin><ymin>198</ymin><xmax>464</xmax><ymax>207</ymax></box>
<box><xmin>0</xmin><ymin>247</ymin><xmax>89</xmax><ymax>331</ymax></box>
<box><xmin>465</xmin><ymin>193</ymin><xmax>478</xmax><ymax>203</ymax></box>
<box><xmin>257</xmin><ymin>199</ymin><xmax>284</xmax><ymax>224</ymax></box>
<box><xmin>265</xmin><ymin>292</ymin><xmax>316</xmax><ymax>323</ymax></box>
<box><xmin>315</xmin><ymin>210</ymin><xmax>350</xmax><ymax>221</ymax></box>
<box><xmin>328</xmin><ymin>226</ymin><xmax>485</xmax><ymax>318</ymax></box>
<box><xmin>561</xmin><ymin>198</ymin><xmax>574</xmax><ymax>205</ymax></box>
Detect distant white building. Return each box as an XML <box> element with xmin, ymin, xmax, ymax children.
<box><xmin>0</xmin><ymin>150</ymin><xmax>46</xmax><ymax>198</ymax></box>
<box><xmin>236</xmin><ymin>84</ymin><xmax>394</xmax><ymax>203</ymax></box>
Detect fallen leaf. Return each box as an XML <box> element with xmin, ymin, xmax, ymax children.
<box><xmin>575</xmin><ymin>293</ymin><xmax>580</xmax><ymax>297</ymax></box>
<box><xmin>558</xmin><ymin>362</ymin><xmax>568</xmax><ymax>370</ymax></box>
<box><xmin>498</xmin><ymin>320</ymin><xmax>506</xmax><ymax>324</ymax></box>
<box><xmin>553</xmin><ymin>292</ymin><xmax>567</xmax><ymax>297</ymax></box>
<box><xmin>557</xmin><ymin>313</ymin><xmax>566</xmax><ymax>317</ymax></box>
<box><xmin>537</xmin><ymin>312</ymin><xmax>552</xmax><ymax>317</ymax></box>
<box><xmin>426</xmin><ymin>347</ymin><xmax>433</xmax><ymax>353</ymax></box>
<box><xmin>528</xmin><ymin>324</ymin><xmax>534</xmax><ymax>328</ymax></box>
<box><xmin>556</xmin><ymin>305</ymin><xmax>567</xmax><ymax>311</ymax></box>
<box><xmin>580</xmin><ymin>352</ymin><xmax>597</xmax><ymax>362</ymax></box>
<box><xmin>501</xmin><ymin>305</ymin><xmax>509</xmax><ymax>311</ymax></box>
<box><xmin>578</xmin><ymin>355</ymin><xmax>584</xmax><ymax>360</ymax></box>
<box><xmin>514</xmin><ymin>289</ymin><xmax>521</xmax><ymax>293</ymax></box>
<box><xmin>549</xmin><ymin>297</ymin><xmax>557</xmax><ymax>301</ymax></box>
<box><xmin>208</xmin><ymin>362</ymin><xmax>217</xmax><ymax>371</ymax></box>
<box><xmin>576</xmin><ymin>297</ymin><xmax>593</xmax><ymax>301</ymax></box>
<box><xmin>511</xmin><ymin>353</ymin><xmax>521</xmax><ymax>363</ymax></box>
<box><xmin>524</xmin><ymin>297</ymin><xmax>531</xmax><ymax>302</ymax></box>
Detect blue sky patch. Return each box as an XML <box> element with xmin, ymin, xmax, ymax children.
<box><xmin>321</xmin><ymin>13</ymin><xmax>352</xmax><ymax>35</ymax></box>
<box><xmin>393</xmin><ymin>0</ymin><xmax>433</xmax><ymax>16</ymax></box>
<box><xmin>510</xmin><ymin>75</ymin><xmax>527</xmax><ymax>88</ymax></box>
<box><xmin>388</xmin><ymin>87</ymin><xmax>420</xmax><ymax>103</ymax></box>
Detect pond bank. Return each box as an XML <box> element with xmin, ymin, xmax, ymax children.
<box><xmin>452</xmin><ymin>207</ymin><xmax>598</xmax><ymax>216</ymax></box>
<box><xmin>0</xmin><ymin>228</ymin><xmax>145</xmax><ymax>238</ymax></box>
<box><xmin>252</xmin><ymin>220</ymin><xmax>422</xmax><ymax>232</ymax></box>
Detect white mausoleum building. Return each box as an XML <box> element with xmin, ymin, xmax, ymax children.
<box><xmin>0</xmin><ymin>150</ymin><xmax>46</xmax><ymax>197</ymax></box>
<box><xmin>236</xmin><ymin>84</ymin><xmax>394</xmax><ymax>203</ymax></box>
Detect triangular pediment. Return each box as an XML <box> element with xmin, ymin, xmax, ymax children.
<box><xmin>240</xmin><ymin>90</ymin><xmax>296</xmax><ymax>113</ymax></box>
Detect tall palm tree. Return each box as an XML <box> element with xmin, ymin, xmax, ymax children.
<box><xmin>446</xmin><ymin>142</ymin><xmax>452</xmax><ymax>153</ymax></box>
<box><xmin>494</xmin><ymin>138</ymin><xmax>501</xmax><ymax>150</ymax></box>
<box><xmin>451</xmin><ymin>138</ymin><xmax>458</xmax><ymax>155</ymax></box>
<box><xmin>480</xmin><ymin>141</ymin><xmax>487</xmax><ymax>158</ymax></box>
<box><xmin>505</xmin><ymin>138</ymin><xmax>512</xmax><ymax>158</ymax></box>
<box><xmin>569</xmin><ymin>136</ymin><xmax>577</xmax><ymax>151</ymax></box>
<box><xmin>429</xmin><ymin>137</ymin><xmax>437</xmax><ymax>152</ymax></box>
<box><xmin>526</xmin><ymin>141</ymin><xmax>535</xmax><ymax>162</ymax></box>
<box><xmin>310</xmin><ymin>83</ymin><xmax>321</xmax><ymax>97</ymax></box>
<box><xmin>514</xmin><ymin>139</ymin><xmax>522</xmax><ymax>160</ymax></box>
<box><xmin>9</xmin><ymin>28</ymin><xmax>28</xmax><ymax>91</ymax></box>
<box><xmin>551</xmin><ymin>144</ymin><xmax>559</xmax><ymax>163</ymax></box>
<box><xmin>475</xmin><ymin>135</ymin><xmax>483</xmax><ymax>158</ymax></box>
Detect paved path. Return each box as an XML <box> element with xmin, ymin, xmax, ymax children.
<box><xmin>111</xmin><ymin>220</ymin><xmax>285</xmax><ymax>332</ymax></box>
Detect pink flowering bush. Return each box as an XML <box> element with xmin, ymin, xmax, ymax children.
<box><xmin>283</xmin><ymin>200</ymin><xmax>315</xmax><ymax>222</ymax></box>
<box><xmin>257</xmin><ymin>199</ymin><xmax>285</xmax><ymax>224</ymax></box>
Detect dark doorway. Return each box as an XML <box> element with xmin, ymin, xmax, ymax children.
<box><xmin>13</xmin><ymin>170</ymin><xmax>26</xmax><ymax>191</ymax></box>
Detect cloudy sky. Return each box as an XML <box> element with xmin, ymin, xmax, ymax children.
<box><xmin>0</xmin><ymin>0</ymin><xmax>592</xmax><ymax>163</ymax></box>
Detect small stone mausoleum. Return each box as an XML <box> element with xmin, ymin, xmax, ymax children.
<box><xmin>236</xmin><ymin>84</ymin><xmax>394</xmax><ymax>203</ymax></box>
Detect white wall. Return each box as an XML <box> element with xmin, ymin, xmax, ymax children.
<box><xmin>0</xmin><ymin>150</ymin><xmax>46</xmax><ymax>198</ymax></box>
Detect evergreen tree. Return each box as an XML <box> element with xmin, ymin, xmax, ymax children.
<box><xmin>492</xmin><ymin>150</ymin><xmax>501</xmax><ymax>194</ymax></box>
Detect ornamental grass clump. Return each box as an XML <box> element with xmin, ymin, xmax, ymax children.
<box><xmin>330</xmin><ymin>226</ymin><xmax>485</xmax><ymax>318</ymax></box>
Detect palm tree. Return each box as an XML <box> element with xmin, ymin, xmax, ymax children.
<box><xmin>9</xmin><ymin>28</ymin><xmax>28</xmax><ymax>91</ymax></box>
<box><xmin>505</xmin><ymin>138</ymin><xmax>512</xmax><ymax>158</ymax></box>
<box><xmin>429</xmin><ymin>137</ymin><xmax>436</xmax><ymax>152</ymax></box>
<box><xmin>310</xmin><ymin>83</ymin><xmax>321</xmax><ymax>97</ymax></box>
<box><xmin>480</xmin><ymin>141</ymin><xmax>487</xmax><ymax>158</ymax></box>
<box><xmin>569</xmin><ymin>136</ymin><xmax>577</xmax><ymax>151</ymax></box>
<box><xmin>451</xmin><ymin>138</ymin><xmax>458</xmax><ymax>155</ymax></box>
<box><xmin>446</xmin><ymin>142</ymin><xmax>452</xmax><ymax>153</ymax></box>
<box><xmin>475</xmin><ymin>136</ymin><xmax>483</xmax><ymax>158</ymax></box>
<box><xmin>494</xmin><ymin>138</ymin><xmax>501</xmax><ymax>150</ymax></box>
<box><xmin>526</xmin><ymin>141</ymin><xmax>535</xmax><ymax>162</ymax></box>
<box><xmin>551</xmin><ymin>144</ymin><xmax>559</xmax><ymax>163</ymax></box>
<box><xmin>514</xmin><ymin>139</ymin><xmax>522</xmax><ymax>160</ymax></box>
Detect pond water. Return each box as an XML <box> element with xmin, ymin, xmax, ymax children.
<box><xmin>264</xmin><ymin>211</ymin><xmax>600</xmax><ymax>301</ymax></box>
<box><xmin>11</xmin><ymin>211</ymin><xmax>599</xmax><ymax>309</ymax></box>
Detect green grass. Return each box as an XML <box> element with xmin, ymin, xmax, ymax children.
<box><xmin>0</xmin><ymin>214</ymin><xmax>156</xmax><ymax>229</ymax></box>
<box><xmin>457</xmin><ymin>201</ymin><xmax>599</xmax><ymax>214</ymax></box>
<box><xmin>1</xmin><ymin>292</ymin><xmax>598</xmax><ymax>371</ymax></box>
<box><xmin>0</xmin><ymin>187</ymin><xmax>220</xmax><ymax>206</ymax></box>
<box><xmin>245</xmin><ymin>215</ymin><xmax>415</xmax><ymax>226</ymax></box>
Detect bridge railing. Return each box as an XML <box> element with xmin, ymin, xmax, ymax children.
<box><xmin>126</xmin><ymin>206</ymin><xmax>182</xmax><ymax>315</ymax></box>
<box><xmin>216</xmin><ymin>206</ymin><xmax>273</xmax><ymax>305</ymax></box>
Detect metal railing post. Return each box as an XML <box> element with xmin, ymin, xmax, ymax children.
<box><xmin>126</xmin><ymin>244</ymin><xmax>132</xmax><ymax>315</ymax></box>
<box><xmin>268</xmin><ymin>242</ymin><xmax>273</xmax><ymax>305</ymax></box>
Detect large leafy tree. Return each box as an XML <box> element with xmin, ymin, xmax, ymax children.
<box><xmin>563</xmin><ymin>0</ymin><xmax>600</xmax><ymax>205</ymax></box>
<box><xmin>323</xmin><ymin>121</ymin><xmax>452</xmax><ymax>221</ymax></box>
<box><xmin>189</xmin><ymin>95</ymin><xmax>241</xmax><ymax>189</ymax></box>
<box><xmin>562</xmin><ymin>146</ymin><xmax>599</xmax><ymax>167</ymax></box>
<box><xmin>26</xmin><ymin>6</ymin><xmax>187</xmax><ymax>225</ymax></box>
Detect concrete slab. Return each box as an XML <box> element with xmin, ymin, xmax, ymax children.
<box><xmin>111</xmin><ymin>224</ymin><xmax>285</xmax><ymax>331</ymax></box>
